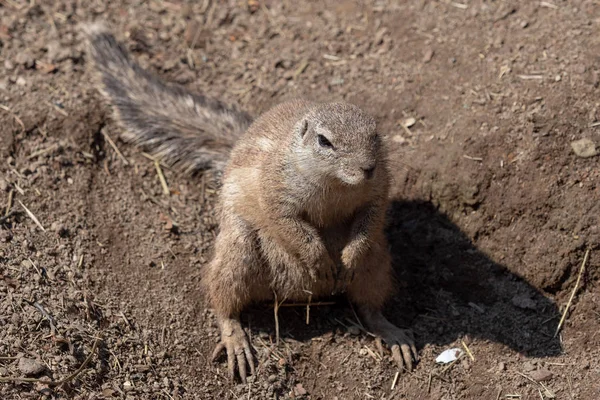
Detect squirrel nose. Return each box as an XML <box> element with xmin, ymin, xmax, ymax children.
<box><xmin>362</xmin><ymin>165</ymin><xmax>376</xmax><ymax>180</ymax></box>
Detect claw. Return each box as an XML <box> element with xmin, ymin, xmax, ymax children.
<box><xmin>360</xmin><ymin>310</ymin><xmax>418</xmax><ymax>372</ymax></box>
<box><xmin>375</xmin><ymin>337</ymin><xmax>385</xmax><ymax>358</ymax></box>
<box><xmin>212</xmin><ymin>318</ymin><xmax>255</xmax><ymax>383</ymax></box>
<box><xmin>211</xmin><ymin>342</ymin><xmax>226</xmax><ymax>361</ymax></box>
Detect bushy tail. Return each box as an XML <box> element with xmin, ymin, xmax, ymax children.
<box><xmin>83</xmin><ymin>22</ymin><xmax>253</xmax><ymax>173</ymax></box>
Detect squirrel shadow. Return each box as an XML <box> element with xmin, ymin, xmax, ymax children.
<box><xmin>243</xmin><ymin>199</ymin><xmax>562</xmax><ymax>359</ymax></box>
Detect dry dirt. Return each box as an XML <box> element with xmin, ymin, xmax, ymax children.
<box><xmin>1</xmin><ymin>0</ymin><xmax>600</xmax><ymax>399</ymax></box>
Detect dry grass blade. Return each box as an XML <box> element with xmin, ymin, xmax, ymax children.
<box><xmin>278</xmin><ymin>301</ymin><xmax>335</xmax><ymax>307</ymax></box>
<box><xmin>461</xmin><ymin>339</ymin><xmax>475</xmax><ymax>361</ymax></box>
<box><xmin>155</xmin><ymin>160</ymin><xmax>170</xmax><ymax>196</ymax></box>
<box><xmin>5</xmin><ymin>189</ymin><xmax>14</xmax><ymax>216</ymax></box>
<box><xmin>540</xmin><ymin>1</ymin><xmax>558</xmax><ymax>9</ymax></box>
<box><xmin>27</xmin><ymin>144</ymin><xmax>58</xmax><ymax>160</ymax></box>
<box><xmin>390</xmin><ymin>371</ymin><xmax>400</xmax><ymax>390</ymax></box>
<box><xmin>0</xmin><ymin>104</ymin><xmax>25</xmax><ymax>132</ymax></box>
<box><xmin>273</xmin><ymin>291</ymin><xmax>281</xmax><ymax>345</ymax></box>
<box><xmin>101</xmin><ymin>129</ymin><xmax>129</xmax><ymax>165</ymax></box>
<box><xmin>555</xmin><ymin>248</ymin><xmax>590</xmax><ymax>337</ymax></box>
<box><xmin>27</xmin><ymin>301</ymin><xmax>57</xmax><ymax>336</ymax></box>
<box><xmin>17</xmin><ymin>200</ymin><xmax>46</xmax><ymax>232</ymax></box>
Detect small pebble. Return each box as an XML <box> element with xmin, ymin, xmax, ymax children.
<box><xmin>422</xmin><ymin>48</ymin><xmax>434</xmax><ymax>63</ymax></box>
<box><xmin>18</xmin><ymin>357</ymin><xmax>46</xmax><ymax>376</ymax></box>
<box><xmin>523</xmin><ymin>361</ymin><xmax>536</xmax><ymax>372</ymax></box>
<box><xmin>530</xmin><ymin>368</ymin><xmax>553</xmax><ymax>382</ymax></box>
<box><xmin>571</xmin><ymin>138</ymin><xmax>597</xmax><ymax>158</ymax></box>
<box><xmin>123</xmin><ymin>380</ymin><xmax>134</xmax><ymax>391</ymax></box>
<box><xmin>347</xmin><ymin>325</ymin><xmax>360</xmax><ymax>335</ymax></box>
<box><xmin>15</xmin><ymin>51</ymin><xmax>35</xmax><ymax>68</ymax></box>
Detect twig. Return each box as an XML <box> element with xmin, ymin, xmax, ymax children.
<box><xmin>154</xmin><ymin>160</ymin><xmax>170</xmax><ymax>196</ymax></box>
<box><xmin>555</xmin><ymin>248</ymin><xmax>590</xmax><ymax>337</ymax></box>
<box><xmin>101</xmin><ymin>129</ymin><xmax>129</xmax><ymax>165</ymax></box>
<box><xmin>0</xmin><ymin>337</ymin><xmax>100</xmax><ymax>386</ymax></box>
<box><xmin>0</xmin><ymin>210</ymin><xmax>20</xmax><ymax>225</ymax></box>
<box><xmin>18</xmin><ymin>200</ymin><xmax>46</xmax><ymax>232</ymax></box>
<box><xmin>463</xmin><ymin>155</ymin><xmax>483</xmax><ymax>162</ymax></box>
<box><xmin>0</xmin><ymin>104</ymin><xmax>25</xmax><ymax>132</ymax></box>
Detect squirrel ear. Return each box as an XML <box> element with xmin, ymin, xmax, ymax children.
<box><xmin>296</xmin><ymin>119</ymin><xmax>309</xmax><ymax>138</ymax></box>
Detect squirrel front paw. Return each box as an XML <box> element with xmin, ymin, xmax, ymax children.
<box><xmin>212</xmin><ymin>318</ymin><xmax>255</xmax><ymax>383</ymax></box>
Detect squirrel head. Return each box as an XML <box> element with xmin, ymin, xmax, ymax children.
<box><xmin>295</xmin><ymin>103</ymin><xmax>381</xmax><ymax>186</ymax></box>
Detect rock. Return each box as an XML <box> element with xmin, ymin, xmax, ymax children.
<box><xmin>571</xmin><ymin>138</ymin><xmax>597</xmax><ymax>158</ymax></box>
<box><xmin>511</xmin><ymin>294</ymin><xmax>537</xmax><ymax>310</ymax></box>
<box><xmin>123</xmin><ymin>380</ymin><xmax>134</xmax><ymax>391</ymax></box>
<box><xmin>498</xmin><ymin>362</ymin><xmax>506</xmax><ymax>371</ymax></box>
<box><xmin>16</xmin><ymin>77</ymin><xmax>27</xmax><ymax>86</ymax></box>
<box><xmin>46</xmin><ymin>40</ymin><xmax>72</xmax><ymax>63</ymax></box>
<box><xmin>392</xmin><ymin>135</ymin><xmax>407</xmax><ymax>144</ymax></box>
<box><xmin>422</xmin><ymin>48</ymin><xmax>434</xmax><ymax>63</ymax></box>
<box><xmin>403</xmin><ymin>117</ymin><xmax>417</xmax><ymax>128</ymax></box>
<box><xmin>523</xmin><ymin>361</ymin><xmax>536</xmax><ymax>372</ymax></box>
<box><xmin>293</xmin><ymin>383</ymin><xmax>307</xmax><ymax>396</ymax></box>
<box><xmin>268</xmin><ymin>374</ymin><xmax>277</xmax><ymax>383</ymax></box>
<box><xmin>4</xmin><ymin>59</ymin><xmax>14</xmax><ymax>71</ymax></box>
<box><xmin>15</xmin><ymin>51</ymin><xmax>35</xmax><ymax>69</ymax></box>
<box><xmin>374</xmin><ymin>27</ymin><xmax>388</xmax><ymax>45</ymax></box>
<box><xmin>530</xmin><ymin>368</ymin><xmax>553</xmax><ymax>382</ymax></box>
<box><xmin>18</xmin><ymin>357</ymin><xmax>46</xmax><ymax>376</ymax></box>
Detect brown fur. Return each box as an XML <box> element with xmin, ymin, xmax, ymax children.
<box><xmin>84</xmin><ymin>23</ymin><xmax>417</xmax><ymax>383</ymax></box>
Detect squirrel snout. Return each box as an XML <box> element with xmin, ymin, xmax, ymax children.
<box><xmin>362</xmin><ymin>165</ymin><xmax>376</xmax><ymax>180</ymax></box>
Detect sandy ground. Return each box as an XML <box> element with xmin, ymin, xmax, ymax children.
<box><xmin>1</xmin><ymin>0</ymin><xmax>599</xmax><ymax>399</ymax></box>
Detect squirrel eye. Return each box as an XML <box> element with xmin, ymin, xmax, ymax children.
<box><xmin>317</xmin><ymin>134</ymin><xmax>333</xmax><ymax>148</ymax></box>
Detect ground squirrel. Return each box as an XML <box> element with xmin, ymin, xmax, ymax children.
<box><xmin>84</xmin><ymin>23</ymin><xmax>418</xmax><ymax>383</ymax></box>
